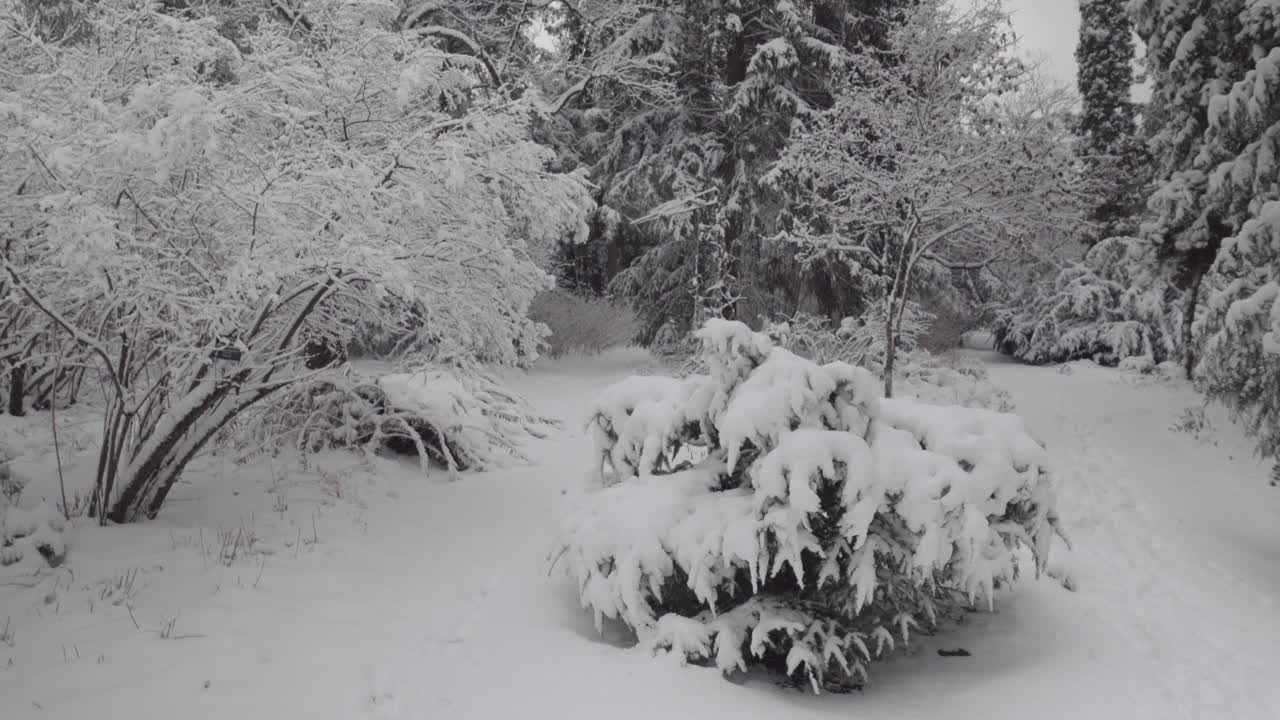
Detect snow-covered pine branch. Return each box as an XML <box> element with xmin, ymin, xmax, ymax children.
<box><xmin>992</xmin><ymin>237</ymin><xmax>1181</xmax><ymax>367</ymax></box>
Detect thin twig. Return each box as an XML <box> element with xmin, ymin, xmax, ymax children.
<box><xmin>50</xmin><ymin>334</ymin><xmax>69</xmax><ymax>520</ymax></box>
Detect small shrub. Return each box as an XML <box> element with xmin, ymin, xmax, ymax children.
<box><xmin>253</xmin><ymin>363</ymin><xmax>558</xmax><ymax>476</ymax></box>
<box><xmin>559</xmin><ymin>319</ymin><xmax>1062</xmax><ymax>692</ymax></box>
<box><xmin>0</xmin><ymin>445</ymin><xmax>19</xmax><ymax>503</ymax></box>
<box><xmin>529</xmin><ymin>290</ymin><xmax>640</xmax><ymax>358</ymax></box>
<box><xmin>1170</xmin><ymin>404</ymin><xmax>1214</xmax><ymax>441</ymax></box>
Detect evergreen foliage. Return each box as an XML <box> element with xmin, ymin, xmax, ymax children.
<box><xmin>1075</xmin><ymin>0</ymin><xmax>1146</xmax><ymax>243</ymax></box>
<box><xmin>538</xmin><ymin>0</ymin><xmax>916</xmax><ymax>340</ymax></box>
<box><xmin>558</xmin><ymin>319</ymin><xmax>1062</xmax><ymax>691</ymax></box>
<box><xmin>1128</xmin><ymin>0</ymin><xmax>1280</xmax><ymax>476</ymax></box>
<box><xmin>1194</xmin><ymin>4</ymin><xmax>1280</xmax><ymax>471</ymax></box>
<box><xmin>1130</xmin><ymin>0</ymin><xmax>1253</xmax><ymax>373</ymax></box>
<box><xmin>993</xmin><ymin>237</ymin><xmax>1180</xmax><ymax>366</ymax></box>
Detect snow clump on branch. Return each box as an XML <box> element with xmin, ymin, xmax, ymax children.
<box><xmin>558</xmin><ymin>319</ymin><xmax>1063</xmax><ymax>692</ymax></box>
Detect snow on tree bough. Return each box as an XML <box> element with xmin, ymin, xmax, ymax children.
<box><xmin>557</xmin><ymin>319</ymin><xmax>1063</xmax><ymax>692</ymax></box>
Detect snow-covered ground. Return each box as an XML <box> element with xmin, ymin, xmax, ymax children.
<box><xmin>2</xmin><ymin>348</ymin><xmax>1278</xmax><ymax>720</ymax></box>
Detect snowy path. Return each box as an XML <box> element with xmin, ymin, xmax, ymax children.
<box><xmin>980</xmin><ymin>355</ymin><xmax>1280</xmax><ymax>720</ymax></box>
<box><xmin>3</xmin><ymin>350</ymin><xmax>1279</xmax><ymax>720</ymax></box>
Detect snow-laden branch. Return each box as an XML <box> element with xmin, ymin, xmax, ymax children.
<box><xmin>1</xmin><ymin>0</ymin><xmax>595</xmax><ymax>521</ymax></box>
<box><xmin>406</xmin><ymin>25</ymin><xmax>502</xmax><ymax>88</ymax></box>
<box><xmin>774</xmin><ymin>0</ymin><xmax>1087</xmax><ymax>395</ymax></box>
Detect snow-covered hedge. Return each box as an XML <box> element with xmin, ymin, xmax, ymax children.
<box><xmin>559</xmin><ymin>320</ymin><xmax>1062</xmax><ymax>691</ymax></box>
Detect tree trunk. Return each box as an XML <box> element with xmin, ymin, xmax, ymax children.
<box><xmin>1181</xmin><ymin>264</ymin><xmax>1205</xmax><ymax>381</ymax></box>
<box><xmin>7</xmin><ymin>364</ymin><xmax>23</xmax><ymax>417</ymax></box>
<box><xmin>107</xmin><ymin>377</ymin><xmax>230</xmax><ymax>523</ymax></box>
<box><xmin>882</xmin><ymin>227</ymin><xmax>917</xmax><ymax>399</ymax></box>
<box><xmin>883</xmin><ymin>306</ymin><xmax>896</xmax><ymax>398</ymax></box>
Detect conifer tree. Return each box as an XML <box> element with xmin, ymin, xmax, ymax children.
<box><xmin>1192</xmin><ymin>1</ymin><xmax>1280</xmax><ymax>479</ymax></box>
<box><xmin>1130</xmin><ymin>0</ymin><xmax>1251</xmax><ymax>376</ymax></box>
<box><xmin>540</xmin><ymin>1</ymin><xmax>915</xmax><ymax>341</ymax></box>
<box><xmin>1074</xmin><ymin>0</ymin><xmax>1144</xmax><ymax>243</ymax></box>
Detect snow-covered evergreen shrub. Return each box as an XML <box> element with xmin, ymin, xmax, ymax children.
<box><xmin>993</xmin><ymin>237</ymin><xmax>1179</xmax><ymax>366</ymax></box>
<box><xmin>561</xmin><ymin>319</ymin><xmax>1061</xmax><ymax>692</ymax></box>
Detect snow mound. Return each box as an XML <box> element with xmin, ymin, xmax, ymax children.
<box><xmin>557</xmin><ymin>320</ymin><xmax>1062</xmax><ymax>692</ymax></box>
<box><xmin>1</xmin><ymin>500</ymin><xmax>68</xmax><ymax>570</ymax></box>
<box><xmin>1</xmin><ymin>447</ymin><xmax>68</xmax><ymax>569</ymax></box>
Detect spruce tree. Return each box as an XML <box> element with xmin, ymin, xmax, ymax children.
<box><xmin>1193</xmin><ymin>2</ymin><xmax>1280</xmax><ymax>479</ymax></box>
<box><xmin>1075</xmin><ymin>0</ymin><xmax>1144</xmax><ymax>243</ymax></box>
<box><xmin>541</xmin><ymin>1</ymin><xmax>916</xmax><ymax>341</ymax></box>
<box><xmin>1130</xmin><ymin>0</ymin><xmax>1251</xmax><ymax>376</ymax></box>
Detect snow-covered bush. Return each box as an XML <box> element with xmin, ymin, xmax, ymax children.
<box><xmin>0</xmin><ymin>1</ymin><xmax>592</xmax><ymax>521</ymax></box>
<box><xmin>0</xmin><ymin>444</ymin><xmax>18</xmax><ymax>505</ymax></box>
<box><xmin>560</xmin><ymin>319</ymin><xmax>1061</xmax><ymax>691</ymax></box>
<box><xmin>993</xmin><ymin>237</ymin><xmax>1180</xmax><ymax>366</ymax></box>
<box><xmin>252</xmin><ymin>362</ymin><xmax>557</xmax><ymax>476</ymax></box>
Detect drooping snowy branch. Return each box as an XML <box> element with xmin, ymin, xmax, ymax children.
<box><xmin>558</xmin><ymin>319</ymin><xmax>1061</xmax><ymax>691</ymax></box>
<box><xmin>0</xmin><ymin>0</ymin><xmax>594</xmax><ymax>520</ymax></box>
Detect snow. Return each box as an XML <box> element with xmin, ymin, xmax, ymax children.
<box><xmin>716</xmin><ymin>347</ymin><xmax>840</xmax><ymax>471</ymax></box>
<box><xmin>3</xmin><ymin>349</ymin><xmax>1280</xmax><ymax>719</ymax></box>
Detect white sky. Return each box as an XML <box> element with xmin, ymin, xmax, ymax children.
<box><xmin>999</xmin><ymin>0</ymin><xmax>1082</xmax><ymax>90</ymax></box>
<box><xmin>953</xmin><ymin>0</ymin><xmax>1081</xmax><ymax>91</ymax></box>
<box><xmin>967</xmin><ymin>0</ymin><xmax>1150</xmax><ymax>101</ymax></box>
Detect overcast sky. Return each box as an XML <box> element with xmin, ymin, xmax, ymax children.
<box><xmin>1000</xmin><ymin>0</ymin><xmax>1081</xmax><ymax>90</ymax></box>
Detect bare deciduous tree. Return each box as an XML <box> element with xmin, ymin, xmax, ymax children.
<box><xmin>771</xmin><ymin>0</ymin><xmax>1085</xmax><ymax>395</ymax></box>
